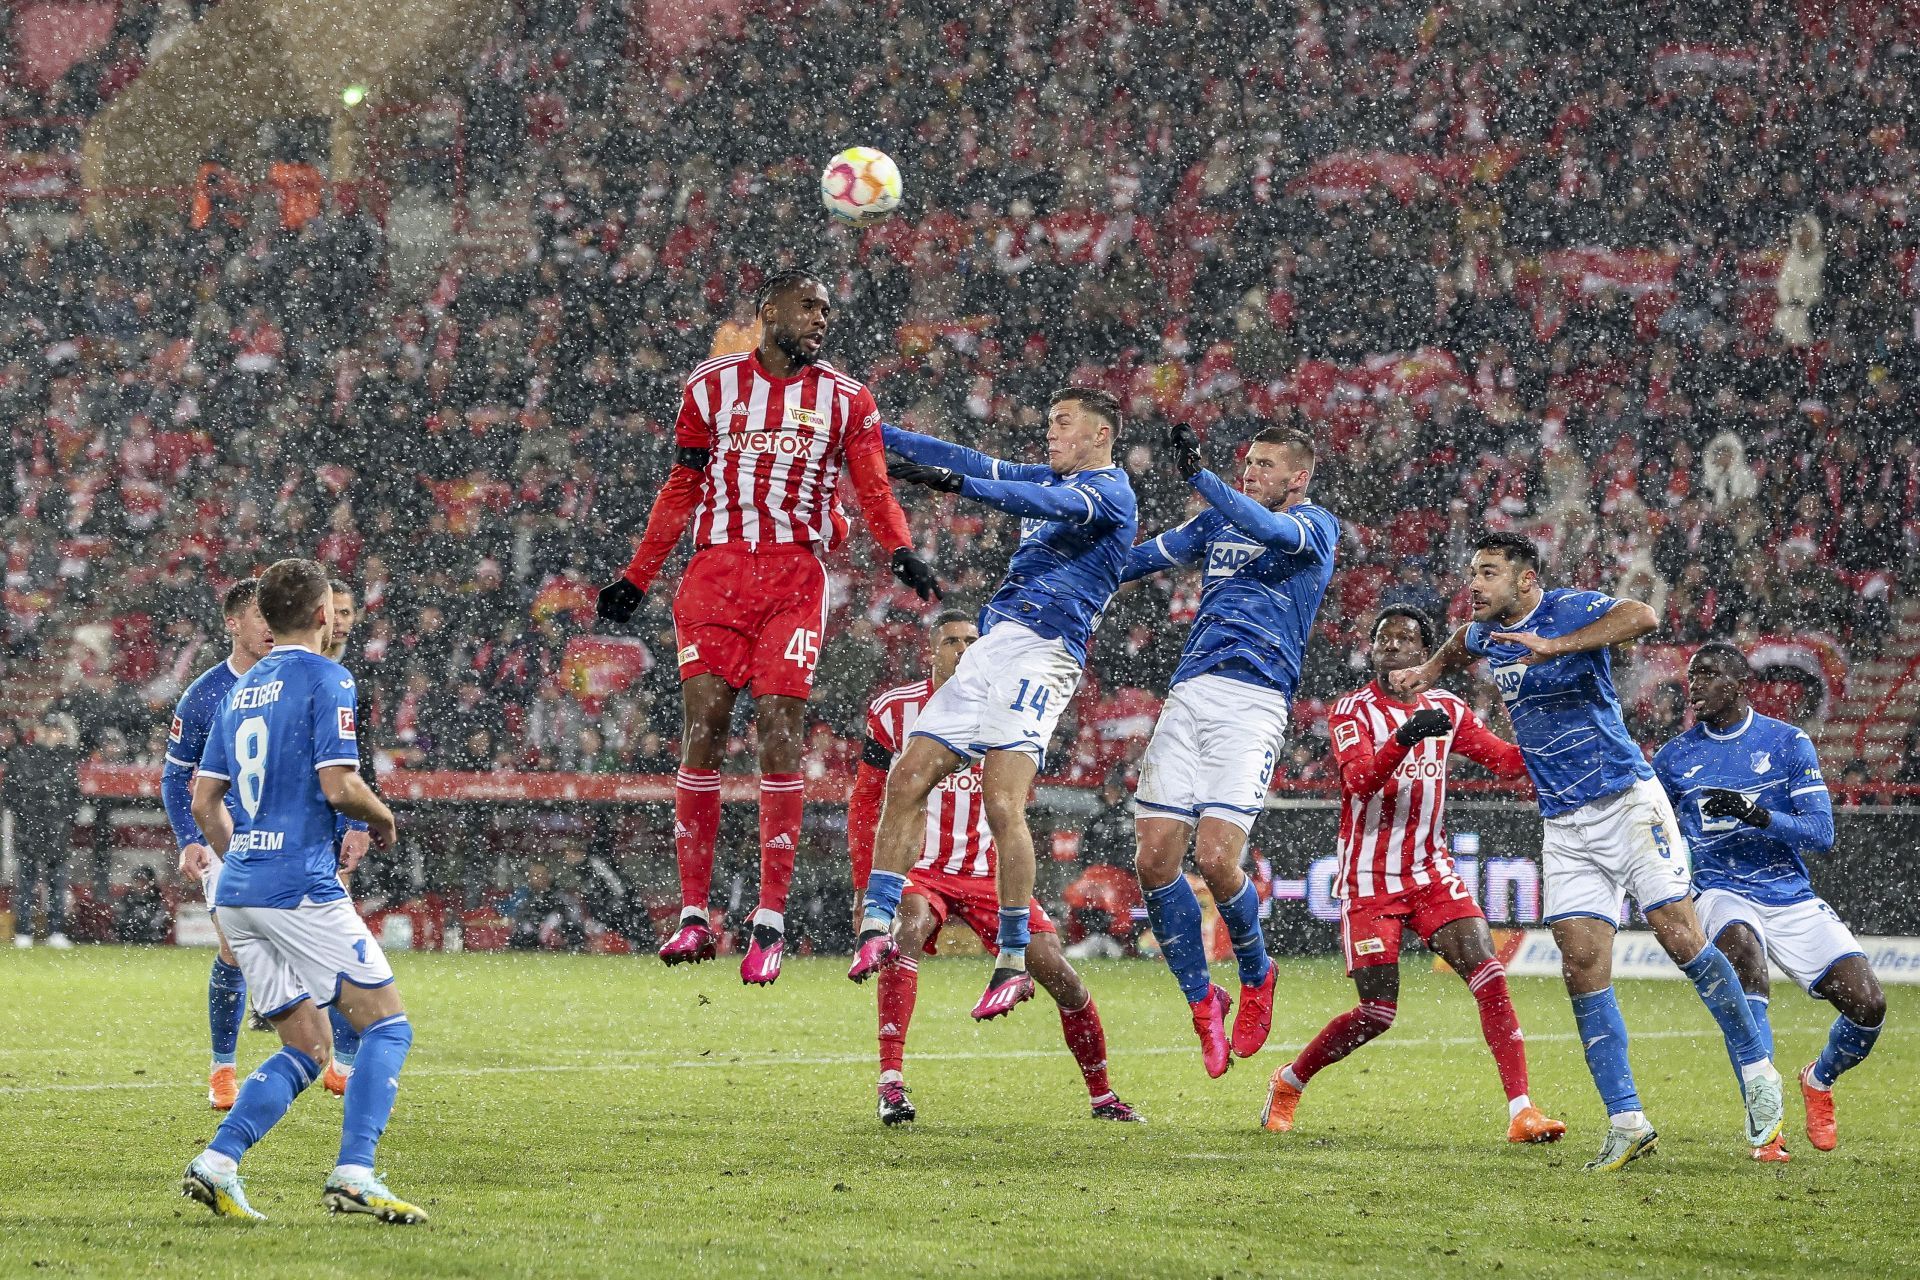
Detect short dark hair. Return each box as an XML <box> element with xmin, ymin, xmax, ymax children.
<box><xmin>930</xmin><ymin>609</ymin><xmax>975</xmax><ymax>631</ymax></box>
<box><xmin>1473</xmin><ymin>531</ymin><xmax>1540</xmax><ymax>571</ymax></box>
<box><xmin>755</xmin><ymin>268</ymin><xmax>825</xmax><ymax>311</ymax></box>
<box><xmin>329</xmin><ymin>577</ymin><xmax>352</xmax><ymax>597</ymax></box>
<box><xmin>1690</xmin><ymin>640</ymin><xmax>1751</xmax><ymax>677</ymax></box>
<box><xmin>1050</xmin><ymin>387</ymin><xmax>1123</xmax><ymax>437</ymax></box>
<box><xmin>1251</xmin><ymin>425</ymin><xmax>1316</xmax><ymax>463</ymax></box>
<box><xmin>255</xmin><ymin>558</ymin><xmax>331</xmax><ymax>634</ymax></box>
<box><xmin>1372</xmin><ymin>604</ymin><xmax>1437</xmax><ymax>651</ymax></box>
<box><xmin>222</xmin><ymin>577</ymin><xmax>259</xmax><ymax>617</ymax></box>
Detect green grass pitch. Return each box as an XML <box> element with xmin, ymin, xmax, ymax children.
<box><xmin>2</xmin><ymin>949</ymin><xmax>1914</xmax><ymax>1278</ymax></box>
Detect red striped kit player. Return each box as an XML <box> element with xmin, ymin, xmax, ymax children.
<box><xmin>847</xmin><ymin>611</ymin><xmax>1139</xmax><ymax>1125</ymax></box>
<box><xmin>597</xmin><ymin>270</ymin><xmax>941</xmax><ymax>985</ymax></box>
<box><xmin>1261</xmin><ymin>605</ymin><xmax>1566</xmax><ymax>1145</ymax></box>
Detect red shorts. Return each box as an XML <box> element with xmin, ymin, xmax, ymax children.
<box><xmin>672</xmin><ymin>543</ymin><xmax>827</xmax><ymax>699</ymax></box>
<box><xmin>903</xmin><ymin>865</ymin><xmax>1055</xmax><ymax>956</ymax></box>
<box><xmin>1339</xmin><ymin>872</ymin><xmax>1485</xmax><ymax>974</ymax></box>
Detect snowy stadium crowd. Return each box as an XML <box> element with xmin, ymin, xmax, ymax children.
<box><xmin>7</xmin><ymin>0</ymin><xmax>1920</xmax><ymax>926</ymax></box>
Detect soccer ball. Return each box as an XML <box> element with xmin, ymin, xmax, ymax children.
<box><xmin>820</xmin><ymin>147</ymin><xmax>902</xmax><ymax>227</ymax></box>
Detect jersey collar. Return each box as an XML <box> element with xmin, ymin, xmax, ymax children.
<box><xmin>223</xmin><ymin>656</ymin><xmax>244</xmax><ymax>678</ymax></box>
<box><xmin>270</xmin><ymin>643</ymin><xmax>318</xmax><ymax>656</ymax></box>
<box><xmin>1703</xmin><ymin>708</ymin><xmax>1754</xmax><ymax>741</ymax></box>
<box><xmin>1368</xmin><ymin>678</ymin><xmax>1420</xmax><ymax>709</ymax></box>
<box><xmin>1499</xmin><ymin>592</ymin><xmax>1547</xmax><ymax>633</ymax></box>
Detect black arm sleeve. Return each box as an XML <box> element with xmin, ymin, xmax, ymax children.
<box><xmin>860</xmin><ymin>737</ymin><xmax>894</xmax><ymax>770</ymax></box>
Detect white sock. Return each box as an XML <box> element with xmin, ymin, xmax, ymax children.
<box><xmin>1610</xmin><ymin>1109</ymin><xmax>1647</xmax><ymax>1131</ymax></box>
<box><xmin>679</xmin><ymin>906</ymin><xmax>709</xmax><ymax>925</ymax></box>
<box><xmin>997</xmin><ymin>948</ymin><xmax>1027</xmax><ymax>972</ymax></box>
<box><xmin>859</xmin><ymin>914</ymin><xmax>891</xmax><ymax>936</ymax></box>
<box><xmin>751</xmin><ymin>908</ymin><xmax>784</xmax><ymax>932</ymax></box>
<box><xmin>332</xmin><ymin>1163</ymin><xmax>375</xmax><ymax>1182</ymax></box>
<box><xmin>198</xmin><ymin>1150</ymin><xmax>237</xmax><ymax>1177</ymax></box>
<box><xmin>1280</xmin><ymin>1065</ymin><xmax>1305</xmax><ymax>1092</ymax></box>
<box><xmin>878</xmin><ymin>1069</ymin><xmax>903</xmax><ymax>1085</ymax></box>
<box><xmin>1508</xmin><ymin>1093</ymin><xmax>1532</xmax><ymax>1120</ymax></box>
<box><xmin>1740</xmin><ymin>1058</ymin><xmax>1775</xmax><ymax>1083</ymax></box>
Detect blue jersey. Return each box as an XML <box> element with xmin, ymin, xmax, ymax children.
<box><xmin>1122</xmin><ymin>471</ymin><xmax>1338</xmax><ymax>697</ymax></box>
<box><xmin>1653</xmin><ymin>710</ymin><xmax>1835</xmax><ymax>907</ymax></box>
<box><xmin>1464</xmin><ymin>588</ymin><xmax>1652</xmax><ymax>819</ymax></box>
<box><xmin>196</xmin><ymin>645</ymin><xmax>362</xmax><ymax>909</ymax></box>
<box><xmin>885</xmin><ymin>426</ymin><xmax>1137</xmax><ymax>663</ymax></box>
<box><xmin>162</xmin><ymin>657</ymin><xmax>245</xmax><ymax>848</ymax></box>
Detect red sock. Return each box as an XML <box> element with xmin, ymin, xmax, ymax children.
<box><xmin>1057</xmin><ymin>995</ymin><xmax>1112</xmax><ymax>1100</ymax></box>
<box><xmin>1289</xmin><ymin>1001</ymin><xmax>1396</xmax><ymax>1085</ymax></box>
<box><xmin>878</xmin><ymin>956</ymin><xmax>919</xmax><ymax>1075</ymax></box>
<box><xmin>674</xmin><ymin>768</ymin><xmax>721</xmax><ymax>913</ymax></box>
<box><xmin>1467</xmin><ymin>959</ymin><xmax>1529</xmax><ymax>1101</ymax></box>
<box><xmin>757</xmin><ymin>773</ymin><xmax>804</xmax><ymax>917</ymax></box>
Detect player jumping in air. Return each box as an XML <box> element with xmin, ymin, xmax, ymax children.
<box><xmin>855</xmin><ymin>389</ymin><xmax>1137</xmax><ymax>1020</ymax></box>
<box><xmin>181</xmin><ymin>559</ymin><xmax>419</xmax><ymax>1223</ymax></box>
<box><xmin>1119</xmin><ymin>424</ymin><xmax>1336</xmax><ymax>1077</ymax></box>
<box><xmin>1654</xmin><ymin>642</ymin><xmax>1886</xmax><ymax>1159</ymax></box>
<box><xmin>1261</xmin><ymin>605</ymin><xmax>1566</xmax><ymax>1144</ymax></box>
<box><xmin>163</xmin><ymin>578</ymin><xmax>273</xmax><ymax>1112</ymax></box>
<box><xmin>1391</xmin><ymin>533</ymin><xmax>1783</xmax><ymax>1170</ymax></box>
<box><xmin>596</xmin><ymin>270</ymin><xmax>940</xmax><ymax>986</ymax></box>
<box><xmin>848</xmin><ymin>611</ymin><xmax>1141</xmax><ymax>1124</ymax></box>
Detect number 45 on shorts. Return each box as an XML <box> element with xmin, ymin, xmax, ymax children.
<box><xmin>784</xmin><ymin>629</ymin><xmax>821</xmax><ymax>671</ymax></box>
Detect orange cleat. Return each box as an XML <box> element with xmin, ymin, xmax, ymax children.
<box><xmin>1260</xmin><ymin>1069</ymin><xmax>1302</xmax><ymax>1133</ymax></box>
<box><xmin>207</xmin><ymin>1064</ymin><xmax>237</xmax><ymax>1111</ymax></box>
<box><xmin>1800</xmin><ymin>1063</ymin><xmax>1837</xmax><ymax>1152</ymax></box>
<box><xmin>1753</xmin><ymin>1137</ymin><xmax>1792</xmax><ymax>1164</ymax></box>
<box><xmin>1507</xmin><ymin>1105</ymin><xmax>1567</xmax><ymax>1144</ymax></box>
<box><xmin>322</xmin><ymin>1060</ymin><xmax>351</xmax><ymax>1097</ymax></box>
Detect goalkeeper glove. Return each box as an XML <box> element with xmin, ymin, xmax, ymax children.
<box><xmin>890</xmin><ymin>549</ymin><xmax>943</xmax><ymax>601</ymax></box>
<box><xmin>1394</xmin><ymin>708</ymin><xmax>1453</xmax><ymax>746</ymax></box>
<box><xmin>596</xmin><ymin>577</ymin><xmax>646</xmax><ymax>624</ymax></box>
<box><xmin>1701</xmin><ymin>788</ymin><xmax>1771</xmax><ymax>828</ymax></box>
<box><xmin>1168</xmin><ymin>422</ymin><xmax>1204</xmax><ymax>479</ymax></box>
<box><xmin>887</xmin><ymin>459</ymin><xmax>965</xmax><ymax>493</ymax></box>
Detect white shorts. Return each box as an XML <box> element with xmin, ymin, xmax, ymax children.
<box><xmin>1542</xmin><ymin>778</ymin><xmax>1692</xmax><ymax>925</ymax></box>
<box><xmin>1695</xmin><ymin>887</ymin><xmax>1866</xmax><ymax>995</ymax></box>
<box><xmin>216</xmin><ymin>898</ymin><xmax>394</xmax><ymax>1017</ymax></box>
<box><xmin>908</xmin><ymin>622</ymin><xmax>1082</xmax><ymax>765</ymax></box>
<box><xmin>1134</xmin><ymin>673</ymin><xmax>1289</xmax><ymax>833</ymax></box>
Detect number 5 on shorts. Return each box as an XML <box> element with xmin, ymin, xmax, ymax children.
<box><xmin>1010</xmin><ymin>679</ymin><xmax>1050</xmax><ymax>719</ymax></box>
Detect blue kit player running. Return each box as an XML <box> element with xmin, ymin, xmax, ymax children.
<box><xmin>1122</xmin><ymin>424</ymin><xmax>1337</xmax><ymax>1077</ymax></box>
<box><xmin>163</xmin><ymin>577</ymin><xmax>274</xmax><ymax>1112</ymax></box>
<box><xmin>1392</xmin><ymin>533</ymin><xmax>1783</xmax><ymax>1171</ymax></box>
<box><xmin>180</xmin><ymin>559</ymin><xmax>421</xmax><ymax>1224</ymax></box>
<box><xmin>852</xmin><ymin>388</ymin><xmax>1138</xmax><ymax>1021</ymax></box>
<box><xmin>1655</xmin><ymin>642</ymin><xmax>1885</xmax><ymax>1158</ymax></box>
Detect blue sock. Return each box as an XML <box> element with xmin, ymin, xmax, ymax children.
<box><xmin>1812</xmin><ymin>1013</ymin><xmax>1882</xmax><ymax>1088</ymax></box>
<box><xmin>1679</xmin><ymin>944</ymin><xmax>1765</xmax><ymax>1068</ymax></box>
<box><xmin>1143</xmin><ymin>875</ymin><xmax>1211</xmax><ymax>1005</ymax></box>
<box><xmin>339</xmin><ymin>1014</ymin><xmax>413</xmax><ymax>1169</ymax></box>
<box><xmin>328</xmin><ymin>1005</ymin><xmax>362</xmax><ymax>1069</ymax></box>
<box><xmin>209</xmin><ymin>1045</ymin><xmax>319</xmax><ymax>1163</ymax></box>
<box><xmin>995</xmin><ymin>907</ymin><xmax>1031</xmax><ymax>968</ymax></box>
<box><xmin>862</xmin><ymin>870</ymin><xmax>907</xmax><ymax>927</ymax></box>
<box><xmin>1570</xmin><ymin>988</ymin><xmax>1642</xmax><ymax>1117</ymax></box>
<box><xmin>208</xmin><ymin>958</ymin><xmax>246</xmax><ymax>1067</ymax></box>
<box><xmin>1215</xmin><ymin>878</ymin><xmax>1272</xmax><ymax>988</ymax></box>
<box><xmin>1726</xmin><ymin>995</ymin><xmax>1774</xmax><ymax>1083</ymax></box>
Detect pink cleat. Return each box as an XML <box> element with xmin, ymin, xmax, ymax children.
<box><xmin>970</xmin><ymin>967</ymin><xmax>1035</xmax><ymax>1020</ymax></box>
<box><xmin>1191</xmin><ymin>983</ymin><xmax>1234</xmax><ymax>1078</ymax></box>
<box><xmin>658</xmin><ymin>920</ymin><xmax>717</xmax><ymax>966</ymax></box>
<box><xmin>847</xmin><ymin>929</ymin><xmax>899</xmax><ymax>982</ymax></box>
<box><xmin>740</xmin><ymin>926</ymin><xmax>785</xmax><ymax>985</ymax></box>
<box><xmin>1231</xmin><ymin>963</ymin><xmax>1277</xmax><ymax>1059</ymax></box>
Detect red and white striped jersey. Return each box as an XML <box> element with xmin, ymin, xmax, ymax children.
<box><xmin>1328</xmin><ymin>682</ymin><xmax>1527</xmax><ymax>900</ymax></box>
<box><xmin>676</xmin><ymin>350</ymin><xmax>883</xmax><ymax>550</ymax></box>
<box><xmin>867</xmin><ymin>678</ymin><xmax>993</xmax><ymax>879</ymax></box>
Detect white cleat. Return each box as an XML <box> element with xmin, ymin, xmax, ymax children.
<box><xmin>1743</xmin><ymin>1063</ymin><xmax>1785</xmax><ymax>1149</ymax></box>
<box><xmin>1583</xmin><ymin>1122</ymin><xmax>1659</xmax><ymax>1172</ymax></box>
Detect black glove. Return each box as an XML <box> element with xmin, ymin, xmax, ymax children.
<box><xmin>891</xmin><ymin>548</ymin><xmax>943</xmax><ymax>601</ymax></box>
<box><xmin>1702</xmin><ymin>788</ymin><xmax>1771</xmax><ymax>828</ymax></box>
<box><xmin>1394</xmin><ymin>708</ymin><xmax>1453</xmax><ymax>746</ymax></box>
<box><xmin>1168</xmin><ymin>422</ymin><xmax>1204</xmax><ymax>479</ymax></box>
<box><xmin>596</xmin><ymin>577</ymin><xmax>645</xmax><ymax>624</ymax></box>
<box><xmin>887</xmin><ymin>459</ymin><xmax>964</xmax><ymax>493</ymax></box>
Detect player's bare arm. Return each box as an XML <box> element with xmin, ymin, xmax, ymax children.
<box><xmin>318</xmin><ymin>765</ymin><xmax>397</xmax><ymax>851</ymax></box>
<box><xmin>1489</xmin><ymin>599</ymin><xmax>1657</xmax><ymax>666</ymax></box>
<box><xmin>1388</xmin><ymin>625</ymin><xmax>1472</xmax><ymax>697</ymax></box>
<box><xmin>189</xmin><ymin>776</ymin><xmax>233</xmax><ymax>860</ymax></box>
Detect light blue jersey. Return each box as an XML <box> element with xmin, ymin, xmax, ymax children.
<box><xmin>1464</xmin><ymin>588</ymin><xmax>1652</xmax><ymax>819</ymax></box>
<box><xmin>1122</xmin><ymin>470</ymin><xmax>1338</xmax><ymax>697</ymax></box>
<box><xmin>1653</xmin><ymin>709</ymin><xmax>1835</xmax><ymax>907</ymax></box>
<box><xmin>162</xmin><ymin>658</ymin><xmax>243</xmax><ymax>849</ymax></box>
<box><xmin>884</xmin><ymin>425</ymin><xmax>1137</xmax><ymax>663</ymax></box>
<box><xmin>197</xmin><ymin>645</ymin><xmax>362</xmax><ymax>910</ymax></box>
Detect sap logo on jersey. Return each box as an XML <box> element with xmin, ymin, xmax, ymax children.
<box><xmin>724</xmin><ymin>429</ymin><xmax>818</xmax><ymax>457</ymax></box>
<box><xmin>229</xmin><ymin>830</ymin><xmax>286</xmax><ymax>853</ymax></box>
<box><xmin>229</xmin><ymin>681</ymin><xmax>285</xmax><ymax>711</ymax></box>
<box><xmin>1205</xmin><ymin>540</ymin><xmax>1263</xmax><ymax>577</ymax></box>
<box><xmin>1490</xmin><ymin>663</ymin><xmax>1527</xmax><ymax>698</ymax></box>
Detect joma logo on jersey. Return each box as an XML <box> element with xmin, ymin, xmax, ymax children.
<box><xmin>722</xmin><ymin>429</ymin><xmax>817</xmax><ymax>456</ymax></box>
<box><xmin>1205</xmin><ymin>540</ymin><xmax>1264</xmax><ymax>577</ymax></box>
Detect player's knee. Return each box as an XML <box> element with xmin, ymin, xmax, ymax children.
<box><xmin>1848</xmin><ymin>983</ymin><xmax>1887</xmax><ymax>1028</ymax></box>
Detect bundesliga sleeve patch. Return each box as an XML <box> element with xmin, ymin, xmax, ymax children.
<box><xmin>169</xmin><ymin>715</ymin><xmax>184</xmax><ymax>743</ymax></box>
<box><xmin>337</xmin><ymin>707</ymin><xmax>357</xmax><ymax>739</ymax></box>
<box><xmin>1333</xmin><ymin>721</ymin><xmax>1360</xmax><ymax>752</ymax></box>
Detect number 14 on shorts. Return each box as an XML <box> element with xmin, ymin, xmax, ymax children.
<box><xmin>1009</xmin><ymin>679</ymin><xmax>1050</xmax><ymax>719</ymax></box>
